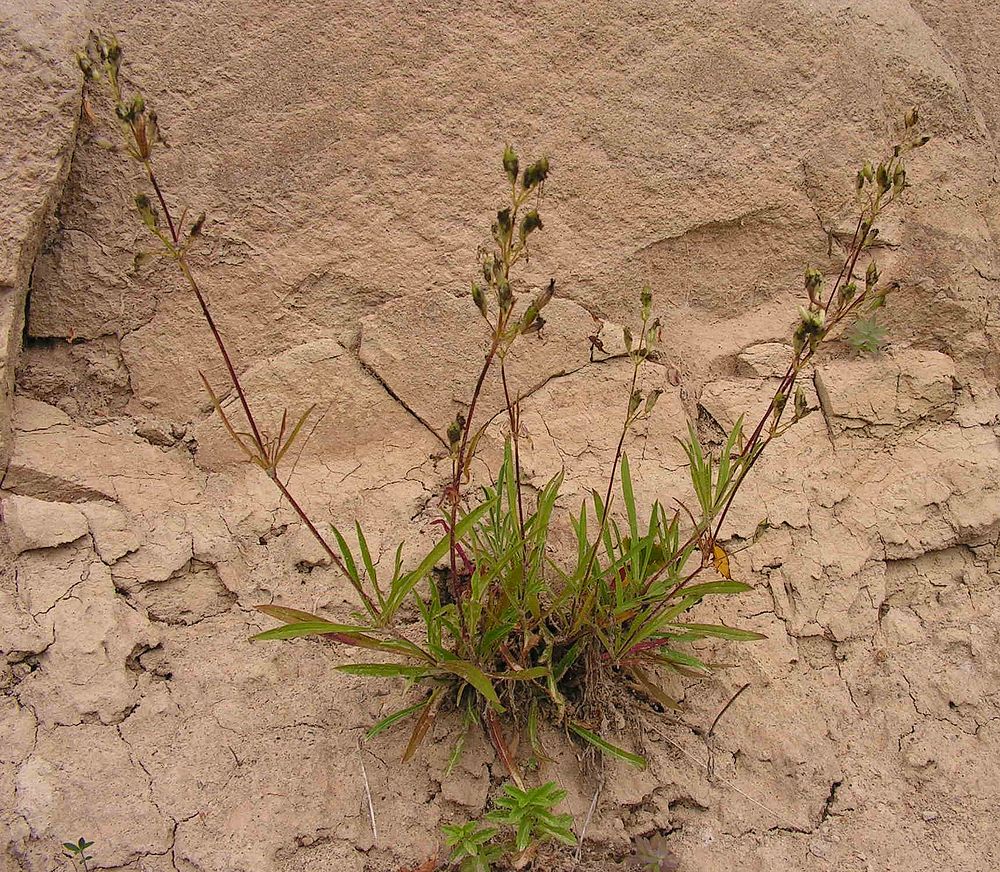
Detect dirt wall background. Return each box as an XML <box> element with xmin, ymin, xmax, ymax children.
<box><xmin>2</xmin><ymin>1</ymin><xmax>999</xmax><ymax>870</ymax></box>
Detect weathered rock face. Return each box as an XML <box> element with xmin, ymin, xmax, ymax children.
<box><xmin>0</xmin><ymin>1</ymin><xmax>84</xmax><ymax>467</ymax></box>
<box><xmin>3</xmin><ymin>2</ymin><xmax>999</xmax><ymax>872</ymax></box>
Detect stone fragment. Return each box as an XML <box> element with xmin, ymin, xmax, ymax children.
<box><xmin>15</xmin><ymin>560</ymin><xmax>159</xmax><ymax>727</ymax></box>
<box><xmin>80</xmin><ymin>502</ymin><xmax>142</xmax><ymax>564</ymax></box>
<box><xmin>814</xmin><ymin>349</ymin><xmax>957</xmax><ymax>435</ymax></box>
<box><xmin>0</xmin><ymin>10</ymin><xmax>82</xmax><ymax>464</ymax></box>
<box><xmin>12</xmin><ymin>725</ymin><xmax>174</xmax><ymax>866</ymax></box>
<box><xmin>737</xmin><ymin>342</ymin><xmax>794</xmax><ymax>378</ymax></box>
<box><xmin>5</xmin><ymin>396</ymin><xmax>202</xmax><ymax>509</ymax></box>
<box><xmin>1</xmin><ymin>493</ymin><xmax>88</xmax><ymax>554</ymax></box>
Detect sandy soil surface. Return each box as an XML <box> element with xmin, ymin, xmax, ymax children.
<box><xmin>3</xmin><ymin>2</ymin><xmax>1000</xmax><ymax>870</ymax></box>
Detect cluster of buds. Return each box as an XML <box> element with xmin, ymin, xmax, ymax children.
<box><xmin>792</xmin><ymin>109</ymin><xmax>928</xmax><ymax>358</ymax></box>
<box><xmin>622</xmin><ymin>285</ymin><xmax>665</xmax><ymax>423</ymax></box>
<box><xmin>470</xmin><ymin>147</ymin><xmax>554</xmax><ymax>346</ymax></box>
<box><xmin>623</xmin><ymin>286</ymin><xmax>662</xmax><ymax>363</ymax></box>
<box><xmin>447</xmin><ymin>412</ymin><xmax>467</xmax><ymax>457</ymax></box>
<box><xmin>626</xmin><ymin>386</ymin><xmax>663</xmax><ymax>424</ymax></box>
<box><xmin>77</xmin><ymin>32</ymin><xmax>164</xmax><ymax>163</ymax></box>
<box><xmin>78</xmin><ymin>34</ymin><xmax>206</xmax><ymax>256</ymax></box>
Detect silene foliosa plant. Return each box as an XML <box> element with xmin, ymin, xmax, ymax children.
<box><xmin>78</xmin><ymin>34</ymin><xmax>929</xmax><ymax>788</ymax></box>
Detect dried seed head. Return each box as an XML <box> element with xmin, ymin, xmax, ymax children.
<box><xmin>497</xmin><ymin>279</ymin><xmax>513</xmax><ymax>314</ymax></box>
<box><xmin>132</xmin><ymin>250</ymin><xmax>155</xmax><ymax>272</ymax></box>
<box><xmin>447</xmin><ymin>415</ymin><xmax>464</xmax><ymax>450</ymax></box>
<box><xmin>904</xmin><ymin>107</ymin><xmax>919</xmax><ymax>129</ymax></box>
<box><xmin>134</xmin><ymin>193</ymin><xmax>157</xmax><ymax>229</ymax></box>
<box><xmin>189</xmin><ymin>213</ymin><xmax>206</xmax><ymax>237</ymax></box>
<box><xmin>865</xmin><ymin>261</ymin><xmax>879</xmax><ymax>289</ymax></box>
<box><xmin>773</xmin><ymin>390</ymin><xmax>787</xmax><ymax>420</ymax></box>
<box><xmin>519</xmin><ymin>210</ymin><xmax>542</xmax><ymax>242</ymax></box>
<box><xmin>804</xmin><ymin>268</ymin><xmax>823</xmax><ymax>305</ymax></box>
<box><xmin>535</xmin><ymin>278</ymin><xmax>555</xmax><ymax>310</ymax></box>
<box><xmin>643</xmin><ymin>388</ymin><xmax>663</xmax><ymax>417</ymax></box>
<box><xmin>876</xmin><ymin>163</ymin><xmax>891</xmax><ymax>193</ymax></box>
<box><xmin>522</xmin><ymin>157</ymin><xmax>550</xmax><ymax>190</ymax></box>
<box><xmin>76</xmin><ymin>52</ymin><xmax>98</xmax><ymax>81</ymax></box>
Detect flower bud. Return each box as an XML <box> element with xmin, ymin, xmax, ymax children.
<box><xmin>865</xmin><ymin>261</ymin><xmax>879</xmax><ymax>289</ymax></box>
<box><xmin>794</xmin><ymin>385</ymin><xmax>808</xmax><ymax>420</ymax></box>
<box><xmin>471</xmin><ymin>282</ymin><xmax>487</xmax><ymax>318</ymax></box>
<box><xmin>628</xmin><ymin>389</ymin><xmax>642</xmax><ymax>418</ymax></box>
<box><xmin>502</xmin><ymin>145</ymin><xmax>519</xmax><ymax>184</ymax></box>
<box><xmin>134</xmin><ymin>193</ymin><xmax>158</xmax><ymax>230</ymax></box>
<box><xmin>640</xmin><ymin>285</ymin><xmax>653</xmax><ymax>321</ymax></box>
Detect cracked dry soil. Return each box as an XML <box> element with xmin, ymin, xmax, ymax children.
<box><xmin>3</xmin><ymin>2</ymin><xmax>1000</xmax><ymax>871</ymax></box>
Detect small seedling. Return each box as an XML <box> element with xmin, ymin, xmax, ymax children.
<box><xmin>847</xmin><ymin>314</ymin><xmax>888</xmax><ymax>354</ymax></box>
<box><xmin>61</xmin><ymin>837</ymin><xmax>95</xmax><ymax>871</ymax></box>
<box><xmin>443</xmin><ymin>781</ymin><xmax>575</xmax><ymax>870</ymax></box>
<box><xmin>442</xmin><ymin>821</ymin><xmax>503</xmax><ymax>872</ymax></box>
<box><xmin>632</xmin><ymin>832</ymin><xmax>679</xmax><ymax>872</ymax></box>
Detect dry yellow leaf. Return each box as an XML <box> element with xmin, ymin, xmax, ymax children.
<box><xmin>712</xmin><ymin>544</ymin><xmax>732</xmax><ymax>579</ymax></box>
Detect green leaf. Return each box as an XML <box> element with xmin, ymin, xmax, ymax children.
<box><xmin>365</xmin><ymin>698</ymin><xmax>431</xmax><ymax>740</ymax></box>
<box><xmin>250</xmin><ymin>620</ymin><xmax>371</xmax><ymax>641</ymax></box>
<box><xmin>330</xmin><ymin>525</ymin><xmax>360</xmax><ymax>585</ymax></box>
<box><xmin>715</xmin><ymin>415</ymin><xmax>743</xmax><ymax>508</ymax></box>
<box><xmin>384</xmin><ymin>501</ymin><xmax>494</xmax><ymax>619</ymax></box>
<box><xmin>656</xmin><ymin>647</ymin><xmax>712</xmax><ymax>673</ymax></box>
<box><xmin>254</xmin><ymin>604</ymin><xmax>324</xmax><ymax>624</ymax></box>
<box><xmin>336</xmin><ymin>663</ymin><xmax>437</xmax><ymax>679</ymax></box>
<box><xmin>355</xmin><ymin>521</ymin><xmax>383</xmax><ymax>605</ymax></box>
<box><xmin>441</xmin><ymin>660</ymin><xmax>505</xmax><ymax>712</ymax></box>
<box><xmin>674</xmin><ymin>622</ymin><xmax>767</xmax><ymax>641</ymax></box>
<box><xmin>621</xmin><ymin>453</ymin><xmax>638</xmax><ymax>546</ymax></box>
<box><xmin>678</xmin><ymin>580</ymin><xmax>753</xmax><ymax>598</ymax></box>
<box><xmin>568</xmin><ymin>722</ymin><xmax>646</xmax><ymax>769</ymax></box>
<box><xmin>272</xmin><ymin>404</ymin><xmax>315</xmax><ymax>467</ymax></box>
<box><xmin>492</xmin><ymin>666</ymin><xmax>548</xmax><ymax>682</ymax></box>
